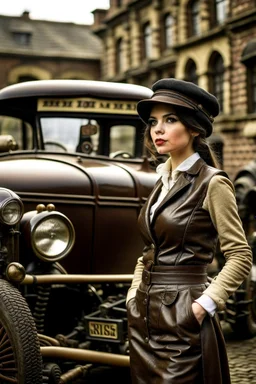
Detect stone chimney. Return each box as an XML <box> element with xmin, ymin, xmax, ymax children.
<box><xmin>21</xmin><ymin>11</ymin><xmax>30</xmax><ymax>20</ymax></box>
<box><xmin>92</xmin><ymin>9</ymin><xmax>108</xmax><ymax>28</ymax></box>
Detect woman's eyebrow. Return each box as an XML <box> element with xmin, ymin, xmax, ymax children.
<box><xmin>149</xmin><ymin>113</ymin><xmax>178</xmax><ymax>119</ymax></box>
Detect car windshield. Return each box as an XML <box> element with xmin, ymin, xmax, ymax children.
<box><xmin>41</xmin><ymin>116</ymin><xmax>138</xmax><ymax>157</ymax></box>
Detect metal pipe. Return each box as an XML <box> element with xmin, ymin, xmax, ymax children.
<box><xmin>40</xmin><ymin>346</ymin><xmax>130</xmax><ymax>367</ymax></box>
<box><xmin>38</xmin><ymin>333</ymin><xmax>60</xmax><ymax>346</ymax></box>
<box><xmin>22</xmin><ymin>274</ymin><xmax>133</xmax><ymax>284</ymax></box>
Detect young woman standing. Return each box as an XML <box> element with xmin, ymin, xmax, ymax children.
<box><xmin>126</xmin><ymin>78</ymin><xmax>252</xmax><ymax>384</ymax></box>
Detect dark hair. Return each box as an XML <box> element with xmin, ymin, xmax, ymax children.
<box><xmin>143</xmin><ymin>105</ymin><xmax>220</xmax><ymax>168</ymax></box>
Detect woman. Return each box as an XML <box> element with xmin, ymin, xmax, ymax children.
<box><xmin>126</xmin><ymin>78</ymin><xmax>252</xmax><ymax>384</ymax></box>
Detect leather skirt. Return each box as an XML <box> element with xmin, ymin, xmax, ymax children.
<box><xmin>127</xmin><ymin>265</ymin><xmax>231</xmax><ymax>384</ymax></box>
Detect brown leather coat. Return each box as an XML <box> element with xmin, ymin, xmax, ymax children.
<box><xmin>127</xmin><ymin>158</ymin><xmax>231</xmax><ymax>384</ymax></box>
<box><xmin>138</xmin><ymin>158</ymin><xmax>227</xmax><ymax>266</ymax></box>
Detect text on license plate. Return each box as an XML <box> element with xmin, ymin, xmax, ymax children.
<box><xmin>89</xmin><ymin>321</ymin><xmax>118</xmax><ymax>339</ymax></box>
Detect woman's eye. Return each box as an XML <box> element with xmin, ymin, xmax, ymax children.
<box><xmin>148</xmin><ymin>119</ymin><xmax>157</xmax><ymax>127</ymax></box>
<box><xmin>166</xmin><ymin>117</ymin><xmax>177</xmax><ymax>123</ymax></box>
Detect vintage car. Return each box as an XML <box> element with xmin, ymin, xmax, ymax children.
<box><xmin>0</xmin><ymin>79</ymin><xmax>255</xmax><ymax>383</ymax></box>
<box><xmin>0</xmin><ymin>79</ymin><xmax>158</xmax><ymax>383</ymax></box>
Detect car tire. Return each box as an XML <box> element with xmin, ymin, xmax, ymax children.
<box><xmin>225</xmin><ymin>270</ymin><xmax>256</xmax><ymax>339</ymax></box>
<box><xmin>0</xmin><ymin>279</ymin><xmax>43</xmax><ymax>383</ymax></box>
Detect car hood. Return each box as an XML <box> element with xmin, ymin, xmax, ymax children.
<box><xmin>0</xmin><ymin>153</ymin><xmax>158</xmax><ymax>201</ymax></box>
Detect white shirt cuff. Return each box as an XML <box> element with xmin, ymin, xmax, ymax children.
<box><xmin>194</xmin><ymin>294</ymin><xmax>217</xmax><ymax>317</ymax></box>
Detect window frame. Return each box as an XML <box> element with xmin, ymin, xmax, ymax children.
<box><xmin>115</xmin><ymin>37</ymin><xmax>125</xmax><ymax>74</ymax></box>
<box><xmin>184</xmin><ymin>59</ymin><xmax>198</xmax><ymax>84</ymax></box>
<box><xmin>208</xmin><ymin>52</ymin><xmax>225</xmax><ymax>112</ymax></box>
<box><xmin>163</xmin><ymin>13</ymin><xmax>174</xmax><ymax>49</ymax></box>
<box><xmin>187</xmin><ymin>0</ymin><xmax>201</xmax><ymax>37</ymax></box>
<box><xmin>142</xmin><ymin>22</ymin><xmax>152</xmax><ymax>59</ymax></box>
<box><xmin>247</xmin><ymin>62</ymin><xmax>256</xmax><ymax>114</ymax></box>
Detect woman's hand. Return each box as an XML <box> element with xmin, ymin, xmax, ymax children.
<box><xmin>192</xmin><ymin>302</ymin><xmax>207</xmax><ymax>325</ymax></box>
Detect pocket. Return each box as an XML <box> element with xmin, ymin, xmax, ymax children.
<box><xmin>162</xmin><ymin>290</ymin><xmax>179</xmax><ymax>306</ymax></box>
<box><xmin>155</xmin><ymin>289</ymin><xmax>179</xmax><ymax>334</ymax></box>
<box><xmin>176</xmin><ymin>287</ymin><xmax>202</xmax><ymax>333</ymax></box>
<box><xmin>188</xmin><ymin>302</ymin><xmax>201</xmax><ymax>329</ymax></box>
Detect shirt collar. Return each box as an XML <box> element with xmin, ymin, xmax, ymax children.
<box><xmin>156</xmin><ymin>152</ymin><xmax>200</xmax><ymax>188</ymax></box>
<box><xmin>156</xmin><ymin>152</ymin><xmax>200</xmax><ymax>175</ymax></box>
<box><xmin>175</xmin><ymin>152</ymin><xmax>200</xmax><ymax>173</ymax></box>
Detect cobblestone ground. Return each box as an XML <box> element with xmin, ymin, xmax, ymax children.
<box><xmin>224</xmin><ymin>323</ymin><xmax>256</xmax><ymax>384</ymax></box>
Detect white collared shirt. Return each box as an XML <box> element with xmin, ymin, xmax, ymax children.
<box><xmin>150</xmin><ymin>152</ymin><xmax>217</xmax><ymax>316</ymax></box>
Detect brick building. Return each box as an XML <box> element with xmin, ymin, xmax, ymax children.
<box><xmin>92</xmin><ymin>0</ymin><xmax>256</xmax><ymax>179</ymax></box>
<box><xmin>0</xmin><ymin>3</ymin><xmax>256</xmax><ymax>179</ymax></box>
<box><xmin>0</xmin><ymin>11</ymin><xmax>103</xmax><ymax>89</ymax></box>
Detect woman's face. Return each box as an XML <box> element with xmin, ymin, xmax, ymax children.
<box><xmin>148</xmin><ymin>103</ymin><xmax>196</xmax><ymax>157</ymax></box>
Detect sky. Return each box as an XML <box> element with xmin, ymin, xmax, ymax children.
<box><xmin>0</xmin><ymin>0</ymin><xmax>110</xmax><ymax>25</ymax></box>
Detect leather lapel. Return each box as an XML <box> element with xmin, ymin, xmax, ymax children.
<box><xmin>152</xmin><ymin>157</ymin><xmax>206</xmax><ymax>219</ymax></box>
<box><xmin>141</xmin><ymin>158</ymin><xmax>206</xmax><ymax>241</ymax></box>
<box><xmin>141</xmin><ymin>178</ymin><xmax>162</xmax><ymax>242</ymax></box>
<box><xmin>154</xmin><ymin>172</ymin><xmax>191</xmax><ymax>214</ymax></box>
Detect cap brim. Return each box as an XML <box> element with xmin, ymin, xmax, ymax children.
<box><xmin>137</xmin><ymin>95</ymin><xmax>195</xmax><ymax>124</ymax></box>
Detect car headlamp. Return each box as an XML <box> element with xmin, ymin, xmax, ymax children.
<box><xmin>0</xmin><ymin>188</ymin><xmax>23</xmax><ymax>225</ymax></box>
<box><xmin>30</xmin><ymin>205</ymin><xmax>75</xmax><ymax>262</ymax></box>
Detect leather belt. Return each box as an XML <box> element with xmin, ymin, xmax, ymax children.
<box><xmin>142</xmin><ymin>265</ymin><xmax>208</xmax><ymax>285</ymax></box>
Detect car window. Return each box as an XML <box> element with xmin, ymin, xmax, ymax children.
<box><xmin>0</xmin><ymin>115</ymin><xmax>33</xmax><ymax>151</ymax></box>
<box><xmin>41</xmin><ymin>117</ymin><xmax>99</xmax><ymax>154</ymax></box>
<box><xmin>110</xmin><ymin>125</ymin><xmax>136</xmax><ymax>157</ymax></box>
<box><xmin>41</xmin><ymin>117</ymin><xmax>139</xmax><ymax>157</ymax></box>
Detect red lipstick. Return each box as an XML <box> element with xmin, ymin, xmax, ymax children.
<box><xmin>155</xmin><ymin>139</ymin><xmax>165</xmax><ymax>146</ymax></box>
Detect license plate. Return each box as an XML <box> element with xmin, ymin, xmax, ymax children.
<box><xmin>88</xmin><ymin>321</ymin><xmax>118</xmax><ymax>340</ymax></box>
<box><xmin>85</xmin><ymin>316</ymin><xmax>124</xmax><ymax>342</ymax></box>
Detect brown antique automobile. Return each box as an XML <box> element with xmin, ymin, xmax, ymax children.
<box><xmin>0</xmin><ymin>79</ymin><xmax>254</xmax><ymax>383</ymax></box>
<box><xmin>0</xmin><ymin>79</ymin><xmax>158</xmax><ymax>383</ymax></box>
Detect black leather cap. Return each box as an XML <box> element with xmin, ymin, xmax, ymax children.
<box><xmin>137</xmin><ymin>78</ymin><xmax>220</xmax><ymax>137</ymax></box>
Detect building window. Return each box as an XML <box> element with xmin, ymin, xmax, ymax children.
<box><xmin>215</xmin><ymin>0</ymin><xmax>226</xmax><ymax>24</ymax></box>
<box><xmin>143</xmin><ymin>22</ymin><xmax>152</xmax><ymax>59</ymax></box>
<box><xmin>116</xmin><ymin>38</ymin><xmax>124</xmax><ymax>74</ymax></box>
<box><xmin>164</xmin><ymin>14</ymin><xmax>173</xmax><ymax>49</ymax></box>
<box><xmin>209</xmin><ymin>52</ymin><xmax>225</xmax><ymax>112</ymax></box>
<box><xmin>185</xmin><ymin>59</ymin><xmax>198</xmax><ymax>84</ymax></box>
<box><xmin>18</xmin><ymin>75</ymin><xmax>38</xmax><ymax>83</ymax></box>
<box><xmin>12</xmin><ymin>32</ymin><xmax>31</xmax><ymax>46</ymax></box>
<box><xmin>188</xmin><ymin>0</ymin><xmax>201</xmax><ymax>37</ymax></box>
<box><xmin>247</xmin><ymin>64</ymin><xmax>256</xmax><ymax>113</ymax></box>
<box><xmin>241</xmin><ymin>40</ymin><xmax>256</xmax><ymax>113</ymax></box>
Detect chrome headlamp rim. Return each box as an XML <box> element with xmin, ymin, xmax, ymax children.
<box><xmin>0</xmin><ymin>198</ymin><xmax>24</xmax><ymax>225</ymax></box>
<box><xmin>30</xmin><ymin>212</ymin><xmax>75</xmax><ymax>262</ymax></box>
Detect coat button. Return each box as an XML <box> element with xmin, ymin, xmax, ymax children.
<box><xmin>143</xmin><ymin>317</ymin><xmax>147</xmax><ymax>322</ymax></box>
<box><xmin>143</xmin><ymin>299</ymin><xmax>147</xmax><ymax>305</ymax></box>
<box><xmin>145</xmin><ymin>337</ymin><xmax>149</xmax><ymax>343</ymax></box>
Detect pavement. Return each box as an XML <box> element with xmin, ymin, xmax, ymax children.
<box><xmin>224</xmin><ymin>322</ymin><xmax>256</xmax><ymax>383</ymax></box>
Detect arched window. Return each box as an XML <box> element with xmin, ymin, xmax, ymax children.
<box><xmin>18</xmin><ymin>75</ymin><xmax>38</xmax><ymax>83</ymax></box>
<box><xmin>185</xmin><ymin>59</ymin><xmax>198</xmax><ymax>84</ymax></box>
<box><xmin>116</xmin><ymin>38</ymin><xmax>124</xmax><ymax>74</ymax></box>
<box><xmin>189</xmin><ymin>0</ymin><xmax>201</xmax><ymax>37</ymax></box>
<box><xmin>143</xmin><ymin>22</ymin><xmax>152</xmax><ymax>59</ymax></box>
<box><xmin>209</xmin><ymin>52</ymin><xmax>225</xmax><ymax>112</ymax></box>
<box><xmin>164</xmin><ymin>14</ymin><xmax>173</xmax><ymax>49</ymax></box>
<box><xmin>241</xmin><ymin>40</ymin><xmax>256</xmax><ymax>113</ymax></box>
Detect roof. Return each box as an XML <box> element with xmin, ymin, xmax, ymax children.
<box><xmin>0</xmin><ymin>13</ymin><xmax>103</xmax><ymax>60</ymax></box>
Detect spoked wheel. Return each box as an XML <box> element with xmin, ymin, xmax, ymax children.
<box><xmin>0</xmin><ymin>279</ymin><xmax>43</xmax><ymax>383</ymax></box>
